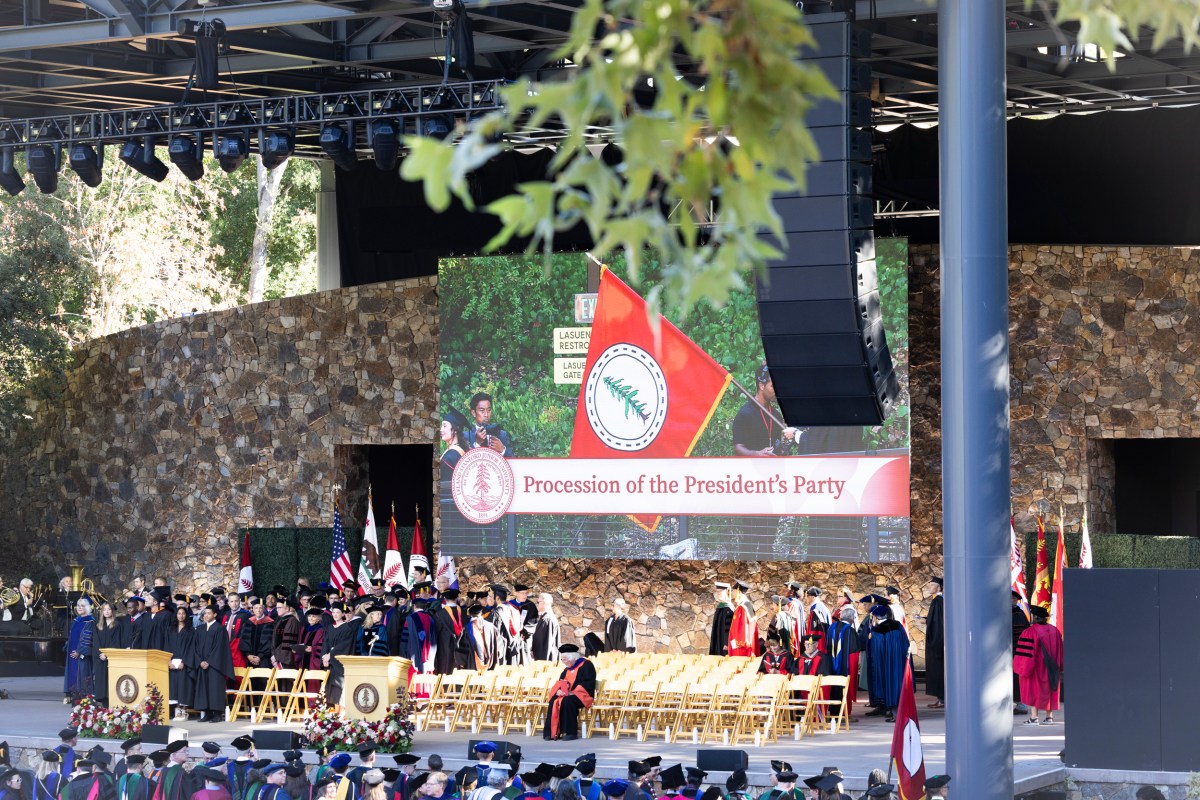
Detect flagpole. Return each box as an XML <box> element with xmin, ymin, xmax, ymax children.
<box><xmin>727</xmin><ymin>374</ymin><xmax>788</xmax><ymax>429</ymax></box>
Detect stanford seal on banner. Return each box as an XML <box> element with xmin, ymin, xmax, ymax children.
<box><xmin>570</xmin><ymin>267</ymin><xmax>732</xmax><ymax>531</ymax></box>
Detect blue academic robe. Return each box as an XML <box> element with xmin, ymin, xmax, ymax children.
<box><xmin>56</xmin><ymin>746</ymin><xmax>77</xmax><ymax>779</ymax></box>
<box><xmin>65</xmin><ymin>614</ymin><xmax>96</xmax><ymax>696</ymax></box>
<box><xmin>866</xmin><ymin>620</ymin><xmax>909</xmax><ymax>709</ymax></box>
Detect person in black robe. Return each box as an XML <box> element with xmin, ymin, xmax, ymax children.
<box><xmin>924</xmin><ymin>577</ymin><xmax>945</xmax><ymax>708</ymax></box>
<box><xmin>432</xmin><ymin>590</ymin><xmax>464</xmax><ymax>674</ymax></box>
<box><xmin>165</xmin><ymin>605</ymin><xmax>196</xmax><ymax>719</ymax></box>
<box><xmin>709</xmin><ymin>583</ymin><xmax>734</xmax><ymax>656</ymax></box>
<box><xmin>239</xmin><ymin>602</ymin><xmax>276</xmax><ymax>671</ymax></box>
<box><xmin>322</xmin><ymin>602</ymin><xmax>361</xmax><ymax>707</ymax></box>
<box><xmin>530</xmin><ymin>594</ymin><xmax>559</xmax><ymax>662</ymax></box>
<box><xmin>91</xmin><ymin>602</ymin><xmax>129</xmax><ymax>706</ymax></box>
<box><xmin>384</xmin><ymin>589</ymin><xmax>411</xmax><ymax>657</ymax></box>
<box><xmin>356</xmin><ymin>605</ymin><xmax>390</xmax><ymax>657</ymax></box>
<box><xmin>271</xmin><ymin>600</ymin><xmax>303</xmax><ymax>669</ymax></box>
<box><xmin>511</xmin><ymin>584</ymin><xmax>539</xmax><ymax>663</ymax></box>
<box><xmin>145</xmin><ymin>589</ymin><xmax>174</xmax><ymax>652</ymax></box>
<box><xmin>126</xmin><ymin>597</ymin><xmax>149</xmax><ymax>649</ymax></box>
<box><xmin>602</xmin><ymin>600</ymin><xmax>636</xmax><ymax>653</ymax></box>
<box><xmin>542</xmin><ymin>645</ymin><xmax>596</xmax><ymax>741</ymax></box>
<box><xmin>62</xmin><ymin>764</ymin><xmax>117</xmax><ymax>800</ymax></box>
<box><xmin>189</xmin><ymin>606</ymin><xmax>235</xmax><ymax>722</ymax></box>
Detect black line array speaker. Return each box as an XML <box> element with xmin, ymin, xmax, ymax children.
<box><xmin>252</xmin><ymin>729</ymin><xmax>303</xmax><ymax>751</ymax></box>
<box><xmin>757</xmin><ymin>11</ymin><xmax>899</xmax><ymax>426</ymax></box>
<box><xmin>695</xmin><ymin>749</ymin><xmax>748</xmax><ymax>772</ymax></box>
<box><xmin>139</xmin><ymin>725</ymin><xmax>178</xmax><ymax>745</ymax></box>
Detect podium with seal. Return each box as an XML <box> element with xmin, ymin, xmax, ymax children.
<box><xmin>336</xmin><ymin>656</ymin><xmax>412</xmax><ymax>721</ymax></box>
<box><xmin>103</xmin><ymin>648</ymin><xmax>171</xmax><ymax>723</ymax></box>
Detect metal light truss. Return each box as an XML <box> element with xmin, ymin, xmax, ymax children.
<box><xmin>0</xmin><ymin>80</ymin><xmax>506</xmax><ymax>157</ymax></box>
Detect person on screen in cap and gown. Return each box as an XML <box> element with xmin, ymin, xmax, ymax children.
<box><xmin>758</xmin><ymin>635</ymin><xmax>797</xmax><ymax>675</ymax></box>
<box><xmin>572</xmin><ymin>756</ymin><xmax>601</xmax><ymax>800</ymax></box>
<box><xmin>1014</xmin><ymin>604</ymin><xmax>1063</xmax><ymax>725</ymax></box>
<box><xmin>804</xmin><ymin>588</ymin><xmax>832</xmax><ymax>641</ymax></box>
<box><xmin>467</xmin><ymin>393</ymin><xmax>513</xmax><ymax>457</ymax></box>
<box><xmin>441</xmin><ymin>408</ymin><xmax>471</xmax><ymax>481</ymax></box>
<box><xmin>357</xmin><ymin>603</ymin><xmax>391</xmax><ymax>657</ymax></box>
<box><xmin>543</xmin><ymin>643</ymin><xmax>595</xmax><ymax>740</ymax></box>
<box><xmin>530</xmin><ymin>593</ymin><xmax>559</xmax><ymax>662</ymax></box>
<box><xmin>602</xmin><ymin>599</ymin><xmax>636</xmax><ymax>653</ymax></box>
<box><xmin>191</xmin><ymin>767</ymin><xmax>232</xmax><ymax>800</ymax></box>
<box><xmin>709</xmin><ymin>583</ymin><xmax>734</xmax><ymax>656</ymax></box>
<box><xmin>433</xmin><ymin>589</ymin><xmax>465</xmax><ymax>673</ymax></box>
<box><xmin>467</xmin><ymin>604</ymin><xmax>499</xmax><ymax>670</ymax></box>
<box><xmin>510</xmin><ymin>584</ymin><xmax>538</xmax><ymax>663</ymax></box>
<box><xmin>190</xmin><ymin>604</ymin><xmax>235</xmax><ymax>722</ymax></box>
<box><xmin>923</xmin><ymin>576</ymin><xmax>945</xmax><ymax>709</ymax></box>
<box><xmin>727</xmin><ymin>582</ymin><xmax>760</xmax><ymax>657</ymax></box>
<box><xmin>765</xmin><ymin>595</ymin><xmax>799</xmax><ymax>660</ymax></box>
<box><xmin>865</xmin><ymin>603</ymin><xmax>909</xmax><ymax>723</ymax></box>
<box><xmin>825</xmin><ymin>604</ymin><xmax>862</xmax><ymax>717</ymax></box>
<box><xmin>922</xmin><ymin>776</ymin><xmax>950</xmax><ymax>800</ymax></box>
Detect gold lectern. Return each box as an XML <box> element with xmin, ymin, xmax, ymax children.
<box><xmin>336</xmin><ymin>656</ymin><xmax>412</xmax><ymax>722</ymax></box>
<box><xmin>102</xmin><ymin>648</ymin><xmax>171</xmax><ymax>724</ymax></box>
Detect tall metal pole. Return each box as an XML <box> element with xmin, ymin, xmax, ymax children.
<box><xmin>938</xmin><ymin>1</ymin><xmax>1013</xmax><ymax>799</ymax></box>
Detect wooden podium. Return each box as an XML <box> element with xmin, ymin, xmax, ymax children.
<box><xmin>336</xmin><ymin>656</ymin><xmax>412</xmax><ymax>721</ymax></box>
<box><xmin>102</xmin><ymin>649</ymin><xmax>171</xmax><ymax>724</ymax></box>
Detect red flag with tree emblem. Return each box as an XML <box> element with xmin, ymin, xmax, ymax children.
<box><xmin>1033</xmin><ymin>514</ymin><xmax>1052</xmax><ymax>611</ymax></box>
<box><xmin>570</xmin><ymin>268</ymin><xmax>732</xmax><ymax>530</ymax></box>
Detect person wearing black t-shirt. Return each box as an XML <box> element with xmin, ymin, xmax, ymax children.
<box><xmin>731</xmin><ymin>364</ymin><xmax>798</xmax><ymax>557</ymax></box>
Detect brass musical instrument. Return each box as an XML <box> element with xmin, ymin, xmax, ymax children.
<box><xmin>0</xmin><ymin>587</ymin><xmax>18</xmax><ymax>608</ymax></box>
<box><xmin>70</xmin><ymin>564</ymin><xmax>84</xmax><ymax>590</ymax></box>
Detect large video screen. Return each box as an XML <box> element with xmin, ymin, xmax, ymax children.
<box><xmin>437</xmin><ymin>245</ymin><xmax>910</xmax><ymax>562</ymax></box>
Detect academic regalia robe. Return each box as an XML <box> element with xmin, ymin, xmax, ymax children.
<box><xmin>767</xmin><ymin>609</ymin><xmax>800</xmax><ymax>660</ymax></box>
<box><xmin>924</xmin><ymin>593</ymin><xmax>945</xmax><ymax>701</ymax></box>
<box><xmin>118</xmin><ymin>772</ymin><xmax>154</xmax><ymax>800</ymax></box>
<box><xmin>356</xmin><ymin>623</ymin><xmax>390</xmax><ymax>657</ymax></box>
<box><xmin>165</xmin><ymin>624</ymin><xmax>196</xmax><ymax>709</ymax></box>
<box><xmin>575</xmin><ymin>780</ymin><xmax>602</xmax><ymax>800</ymax></box>
<box><xmin>192</xmin><ymin>788</ymin><xmax>233</xmax><ymax>800</ymax></box>
<box><xmin>295</xmin><ymin>623</ymin><xmax>324</xmax><ymax>693</ymax></box>
<box><xmin>65</xmin><ymin>774</ymin><xmax>118</xmax><ymax>800</ymax></box>
<box><xmin>146</xmin><ymin>610</ymin><xmax>172</xmax><ymax>653</ymax></box>
<box><xmin>709</xmin><ymin>603</ymin><xmax>733</xmax><ymax>656</ymax></box>
<box><xmin>223</xmin><ymin>609</ymin><xmax>251</xmax><ymax>670</ymax></box>
<box><xmin>402</xmin><ymin>610</ymin><xmax>437</xmax><ymax>673</ymax></box>
<box><xmin>189</xmin><ymin>620</ymin><xmax>236</xmax><ymax>713</ymax></box>
<box><xmin>799</xmin><ymin>650</ymin><xmax>832</xmax><ymax>703</ymax></box>
<box><xmin>433</xmin><ymin>605</ymin><xmax>465</xmax><ymax>674</ymax></box>
<box><xmin>92</xmin><ymin>620</ymin><xmax>130</xmax><ymax>705</ymax></box>
<box><xmin>805</xmin><ymin>601</ymin><xmax>832</xmax><ymax>638</ymax></box>
<box><xmin>530</xmin><ymin>612</ymin><xmax>559</xmax><ymax>661</ymax></box>
<box><xmin>857</xmin><ymin>614</ymin><xmax>875</xmax><ymax>696</ymax></box>
<box><xmin>493</xmin><ymin>605</ymin><xmax>524</xmax><ymax>665</ymax></box>
<box><xmin>866</xmin><ymin>620</ymin><xmax>909</xmax><ymax>710</ymax></box>
<box><xmin>323</xmin><ymin>617</ymin><xmax>361</xmax><ymax>705</ymax></box>
<box><xmin>271</xmin><ymin>615</ymin><xmax>303</xmax><ymax>668</ymax></box>
<box><xmin>1011</xmin><ymin>604</ymin><xmax>1031</xmax><ymax>705</ymax></box>
<box><xmin>467</xmin><ymin>618</ymin><xmax>498</xmax><ymax>671</ymax></box>
<box><xmin>65</xmin><ymin>614</ymin><xmax>95</xmax><ymax>698</ymax></box>
<box><xmin>225</xmin><ymin>760</ymin><xmax>254</xmax><ymax>800</ymax></box>
<box><xmin>55</xmin><ymin>745</ymin><xmax>77</xmax><ymax>779</ymax></box>
<box><xmin>757</xmin><ymin>651</ymin><xmax>798</xmax><ymax>675</ymax></box>
<box><xmin>513</xmin><ymin>598</ymin><xmax>538</xmax><ymax>662</ymax></box>
<box><xmin>602</xmin><ymin>614</ymin><xmax>635</xmax><ymax>653</ymax></box>
<box><xmin>825</xmin><ymin>619</ymin><xmax>861</xmax><ymax>714</ymax></box>
<box><xmin>385</xmin><ymin>603</ymin><xmax>411</xmax><ymax>657</ymax></box>
<box><xmin>128</xmin><ymin>614</ymin><xmax>149</xmax><ymax>650</ymax></box>
<box><xmin>256</xmin><ymin>787</ymin><xmax>292</xmax><ymax>800</ymax></box>
<box><xmin>239</xmin><ymin>616</ymin><xmax>276</xmax><ymax>668</ymax></box>
<box><xmin>727</xmin><ymin>601</ymin><xmax>759</xmax><ymax>657</ymax></box>
<box><xmin>35</xmin><ymin>772</ymin><xmax>62</xmax><ymax>800</ymax></box>
<box><xmin>1014</xmin><ymin>622</ymin><xmax>1063</xmax><ymax>711</ymax></box>
<box><xmin>543</xmin><ymin>657</ymin><xmax>596</xmax><ymax>739</ymax></box>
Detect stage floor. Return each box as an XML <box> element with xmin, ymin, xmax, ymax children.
<box><xmin>0</xmin><ymin>676</ymin><xmax>1065</xmax><ymax>791</ymax></box>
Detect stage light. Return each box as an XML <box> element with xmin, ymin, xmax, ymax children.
<box><xmin>168</xmin><ymin>134</ymin><xmax>205</xmax><ymax>181</ymax></box>
<box><xmin>216</xmin><ymin>131</ymin><xmax>248</xmax><ymax>173</ymax></box>
<box><xmin>120</xmin><ymin>137</ymin><xmax>169</xmax><ymax>182</ymax></box>
<box><xmin>260</xmin><ymin>130</ymin><xmax>293</xmax><ymax>170</ymax></box>
<box><xmin>370</xmin><ymin>119</ymin><xmax>400</xmax><ymax>171</ymax></box>
<box><xmin>68</xmin><ymin>143</ymin><xmax>104</xmax><ymax>188</ymax></box>
<box><xmin>0</xmin><ymin>144</ymin><xmax>24</xmax><ymax>196</ymax></box>
<box><xmin>319</xmin><ymin>123</ymin><xmax>357</xmax><ymax>171</ymax></box>
<box><xmin>418</xmin><ymin>114</ymin><xmax>453</xmax><ymax>140</ymax></box>
<box><xmin>27</xmin><ymin>143</ymin><xmax>61</xmax><ymax>194</ymax></box>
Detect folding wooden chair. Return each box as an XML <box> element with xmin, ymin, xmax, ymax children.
<box><xmin>450</xmin><ymin>671</ymin><xmax>497</xmax><ymax>732</ymax></box>
<box><xmin>283</xmin><ymin>669</ymin><xmax>328</xmax><ymax>722</ymax></box>
<box><xmin>228</xmin><ymin>667</ymin><xmax>273</xmax><ymax>722</ymax></box>
<box><xmin>642</xmin><ymin>681</ymin><xmax>687</xmax><ymax>742</ymax></box>
<box><xmin>701</xmin><ymin>683</ymin><xmax>747</xmax><ymax>744</ymax></box>
<box><xmin>773</xmin><ymin>674</ymin><xmax>821</xmax><ymax>740</ymax></box>
<box><xmin>731</xmin><ymin>674</ymin><xmax>786</xmax><ymax>744</ymax></box>
<box><xmin>616</xmin><ymin>680</ymin><xmax>660</xmax><ymax>740</ymax></box>
<box><xmin>477</xmin><ymin>674</ymin><xmax>523</xmax><ymax>734</ymax></box>
<box><xmin>422</xmin><ymin>670</ymin><xmax>469</xmax><ymax>732</ymax></box>
<box><xmin>256</xmin><ymin>668</ymin><xmax>303</xmax><ymax>723</ymax></box>
<box><xmin>585</xmin><ymin>678</ymin><xmax>630</xmax><ymax>739</ymax></box>
<box><xmin>671</xmin><ymin>681</ymin><xmax>717</xmax><ymax>743</ymax></box>
<box><xmin>224</xmin><ymin>667</ymin><xmax>250</xmax><ymax>716</ymax></box>
<box><xmin>509</xmin><ymin>674</ymin><xmax>556</xmax><ymax>732</ymax></box>
<box><xmin>805</xmin><ymin>675</ymin><xmax>850</xmax><ymax>734</ymax></box>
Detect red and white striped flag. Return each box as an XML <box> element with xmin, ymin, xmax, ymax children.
<box><xmin>329</xmin><ymin>502</ymin><xmax>354</xmax><ymax>589</ymax></box>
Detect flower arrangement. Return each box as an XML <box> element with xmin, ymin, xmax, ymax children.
<box><xmin>69</xmin><ymin>684</ymin><xmax>164</xmax><ymax>740</ymax></box>
<box><xmin>302</xmin><ymin>694</ymin><xmax>416</xmax><ymax>753</ymax></box>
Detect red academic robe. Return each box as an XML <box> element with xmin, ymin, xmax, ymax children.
<box><xmin>728</xmin><ymin>602</ymin><xmax>760</xmax><ymax>657</ymax></box>
<box><xmin>1014</xmin><ymin>622</ymin><xmax>1063</xmax><ymax>710</ymax></box>
<box><xmin>757</xmin><ymin>651</ymin><xmax>797</xmax><ymax>675</ymax></box>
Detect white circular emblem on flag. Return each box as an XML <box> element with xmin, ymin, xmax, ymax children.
<box><xmin>902</xmin><ymin>718</ymin><xmax>923</xmax><ymax>774</ymax></box>
<box><xmin>451</xmin><ymin>447</ymin><xmax>516</xmax><ymax>524</ymax></box>
<box><xmin>583</xmin><ymin>343</ymin><xmax>668</xmax><ymax>451</ymax></box>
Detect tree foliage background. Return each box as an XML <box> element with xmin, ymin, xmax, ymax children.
<box><xmin>0</xmin><ymin>153</ymin><xmax>318</xmax><ymax>433</ymax></box>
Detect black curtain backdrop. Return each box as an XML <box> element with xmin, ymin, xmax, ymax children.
<box><xmin>873</xmin><ymin>106</ymin><xmax>1200</xmax><ymax>245</ymax></box>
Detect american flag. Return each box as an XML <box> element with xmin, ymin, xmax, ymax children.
<box><xmin>330</xmin><ymin>503</ymin><xmax>353</xmax><ymax>589</ymax></box>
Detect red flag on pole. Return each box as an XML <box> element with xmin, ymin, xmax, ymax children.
<box><xmin>1050</xmin><ymin>507</ymin><xmax>1067</xmax><ymax>632</ymax></box>
<box><xmin>383</xmin><ymin>514</ymin><xmax>406</xmax><ymax>588</ymax></box>
<box><xmin>888</xmin><ymin>660</ymin><xmax>927</xmax><ymax>800</ymax></box>
<box><xmin>570</xmin><ymin>267</ymin><xmax>732</xmax><ymax>531</ymax></box>
<box><xmin>238</xmin><ymin>532</ymin><xmax>254</xmax><ymax>595</ymax></box>
<box><xmin>1033</xmin><ymin>514</ymin><xmax>1052</xmax><ymax>611</ymax></box>
<box><xmin>408</xmin><ymin>514</ymin><xmax>430</xmax><ymax>587</ymax></box>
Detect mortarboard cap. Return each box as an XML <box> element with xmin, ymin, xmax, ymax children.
<box><xmin>886</xmin><ymin>586</ymin><xmax>901</xmax><ymax>596</ymax></box>
<box><xmin>120</xmin><ymin>738</ymin><xmax>142</xmax><ymax>751</ymax></box>
<box><xmin>202</xmin><ymin>742</ymin><xmax>221</xmax><ymax>756</ymax></box>
<box><xmin>329</xmin><ymin>754</ymin><xmax>352</xmax><ymax>770</ymax></box>
<box><xmin>550</xmin><ymin>765</ymin><xmax>576</xmax><ymax>780</ymax></box>
<box><xmin>309</xmin><ymin>595</ymin><xmax>327</xmax><ymax>610</ymax></box>
<box><xmin>628</xmin><ymin>761</ymin><xmax>650</xmax><ymax>777</ymax></box>
<box><xmin>454</xmin><ymin>767</ymin><xmax>476</xmax><ymax>788</ymax></box>
<box><xmin>812</xmin><ymin>775</ymin><xmax>841</xmax><ymax>792</ymax></box>
<box><xmin>211</xmin><ymin>587</ymin><xmax>226</xmax><ymax>597</ymax></box>
<box><xmin>59</xmin><ymin>728</ymin><xmax>79</xmax><ymax>741</ymax></box>
<box><xmin>282</xmin><ymin>750</ymin><xmax>303</xmax><ymax>763</ymax></box>
<box><xmin>575</xmin><ymin>755</ymin><xmax>597</xmax><ymax>775</ymax></box>
<box><xmin>0</xmin><ymin>769</ymin><xmax>19</xmax><ymax>785</ymax></box>
<box><xmin>90</xmin><ymin>751</ymin><xmax>112</xmax><ymax>767</ymax></box>
<box><xmin>149</xmin><ymin>751</ymin><xmax>170</xmax><ymax>768</ymax></box>
<box><xmin>271</xmin><ymin>585</ymin><xmax>289</xmax><ymax>597</ymax></box>
<box><xmin>444</xmin><ymin>408</ymin><xmax>470</xmax><ymax>430</ymax></box>
<box><xmin>806</xmin><ymin>587</ymin><xmax>822</xmax><ymax>596</ymax></box>
<box><xmin>357</xmin><ymin>744</ymin><xmax>376</xmax><ymax>758</ymax></box>
<box><xmin>770</xmin><ymin>761</ymin><xmax>791</xmax><ymax>774</ymax></box>
<box><xmin>283</xmin><ymin>765</ymin><xmax>305</xmax><ymax>779</ymax></box>
<box><xmin>642</xmin><ymin>757</ymin><xmax>662</xmax><ymax>768</ymax></box>
<box><xmin>512</xmin><ymin>583</ymin><xmax>530</xmax><ymax>593</ymax></box>
<box><xmin>735</xmin><ymin>580</ymin><xmax>750</xmax><ymax>592</ymax></box>
<box><xmin>313</xmin><ymin>777</ymin><xmax>338</xmax><ymax>794</ymax></box>
<box><xmin>775</xmin><ymin>772</ymin><xmax>798</xmax><ymax>784</ymax></box>
<box><xmin>230</xmin><ymin>736</ymin><xmax>254</xmax><ymax>752</ymax></box>
<box><xmin>699</xmin><ymin>788</ymin><xmax>723</xmax><ymax>800</ymax></box>
<box><xmin>42</xmin><ymin>751</ymin><xmax>60</xmax><ymax>763</ymax></box>
<box><xmin>866</xmin><ymin>785</ymin><xmax>896</xmax><ymax>798</ymax></box>
<box><xmin>714</xmin><ymin>581</ymin><xmax>730</xmax><ymax>590</ymax></box>
<box><xmin>931</xmin><ymin>577</ymin><xmax>943</xmax><ymax>587</ymax></box>
<box><xmin>473</xmin><ymin>742</ymin><xmax>497</xmax><ymax>755</ymax></box>
<box><xmin>164</xmin><ymin>741</ymin><xmax>188</xmax><ymax>754</ymax></box>
<box><xmin>787</xmin><ymin>581</ymin><xmax>803</xmax><ymax>591</ymax></box>
<box><xmin>174</xmin><ymin>594</ymin><xmax>189</xmax><ymax>603</ymax></box>
<box><xmin>393</xmin><ymin>754</ymin><xmax>420</xmax><ymax>766</ymax></box>
<box><xmin>412</xmin><ymin>581</ymin><xmax>432</xmax><ymax>590</ymax></box>
<box><xmin>442</xmin><ymin>589</ymin><xmax>460</xmax><ymax>601</ymax></box>
<box><xmin>659</xmin><ymin>765</ymin><xmax>686</xmax><ymax>791</ymax></box>
<box><xmin>200</xmin><ymin>593</ymin><xmax>214</xmax><ymax>603</ymax></box>
<box><xmin>859</xmin><ymin>593</ymin><xmax>889</xmax><ymax>605</ymax></box>
<box><xmin>342</xmin><ymin>580</ymin><xmax>359</xmax><ymax>589</ymax></box>
<box><xmin>559</xmin><ymin>643</ymin><xmax>580</xmax><ymax>654</ymax></box>
<box><xmin>125</xmin><ymin>756</ymin><xmax>146</xmax><ymax>767</ymax></box>
<box><xmin>381</xmin><ymin>769</ymin><xmax>401</xmax><ymax>783</ymax></box>
<box><xmin>801</xmin><ymin>776</ymin><xmax>822</xmax><ymax>790</ymax></box>
<box><xmin>250</xmin><ymin>759</ymin><xmax>272</xmax><ymax>771</ymax></box>
<box><xmin>602</xmin><ymin>780</ymin><xmax>630</xmax><ymax>798</ymax></box>
<box><xmin>801</xmin><ymin>633</ymin><xmax>823</xmax><ymax>646</ymax></box>
<box><xmin>262</xmin><ymin>764</ymin><xmax>288</xmax><ymax>777</ymax></box>
<box><xmin>870</xmin><ymin>605</ymin><xmax>892</xmax><ymax>618</ymax></box>
<box><xmin>490</xmin><ymin>584</ymin><xmax>509</xmax><ymax>600</ymax></box>
<box><xmin>369</xmin><ymin>578</ymin><xmax>385</xmax><ymax>588</ymax></box>
<box><xmin>685</xmin><ymin>767</ymin><xmax>707</xmax><ymax>783</ymax></box>
<box><xmin>924</xmin><ymin>776</ymin><xmax>951</xmax><ymax>791</ymax></box>
<box><xmin>521</xmin><ymin>772</ymin><xmax>547</xmax><ymax>786</ymax></box>
<box><xmin>1029</xmin><ymin>605</ymin><xmax>1050</xmax><ymax>620</ymax></box>
<box><xmin>725</xmin><ymin>770</ymin><xmax>747</xmax><ymax>792</ymax></box>
<box><xmin>363</xmin><ymin>769</ymin><xmax>386</xmax><ymax>786</ymax></box>
<box><xmin>195</xmin><ymin>767</ymin><xmax>228</xmax><ymax>784</ymax></box>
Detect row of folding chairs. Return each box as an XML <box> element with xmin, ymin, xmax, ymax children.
<box><xmin>226</xmin><ymin>666</ymin><xmax>329</xmax><ymax>723</ymax></box>
<box><xmin>412</xmin><ymin>666</ymin><xmax>850</xmax><ymax>745</ymax></box>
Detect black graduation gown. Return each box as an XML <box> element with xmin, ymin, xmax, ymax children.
<box><xmin>324</xmin><ymin>617</ymin><xmax>361</xmax><ymax>705</ymax></box>
<box><xmin>432</xmin><ymin>605</ymin><xmax>462</xmax><ymax>674</ymax></box>
<box><xmin>530</xmin><ymin>613</ymin><xmax>559</xmax><ymax>661</ymax></box>
<box><xmin>92</xmin><ymin>620</ymin><xmax>130</xmax><ymax>704</ymax></box>
<box><xmin>189</xmin><ymin>620</ymin><xmax>235</xmax><ymax>712</ymax></box>
<box><xmin>925</xmin><ymin>594</ymin><xmax>945</xmax><ymax>700</ymax></box>
<box><xmin>709</xmin><ymin>604</ymin><xmax>734</xmax><ymax>655</ymax></box>
<box><xmin>64</xmin><ymin>774</ymin><xmax>118</xmax><ymax>800</ymax></box>
<box><xmin>145</xmin><ymin>610</ymin><xmax>172</xmax><ymax>652</ymax></box>
<box><xmin>542</xmin><ymin>657</ymin><xmax>597</xmax><ymax>738</ymax></box>
<box><xmin>129</xmin><ymin>614</ymin><xmax>149</xmax><ymax>649</ymax></box>
<box><xmin>164</xmin><ymin>624</ymin><xmax>196</xmax><ymax>708</ymax></box>
<box><xmin>239</xmin><ymin>617</ymin><xmax>276</xmax><ymax>667</ymax></box>
<box><xmin>867</xmin><ymin>620</ymin><xmax>909</xmax><ymax>709</ymax></box>
<box><xmin>386</xmin><ymin>603</ymin><xmax>411</xmax><ymax>656</ymax></box>
<box><xmin>602</xmin><ymin>615</ymin><xmax>635</xmax><ymax>653</ymax></box>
